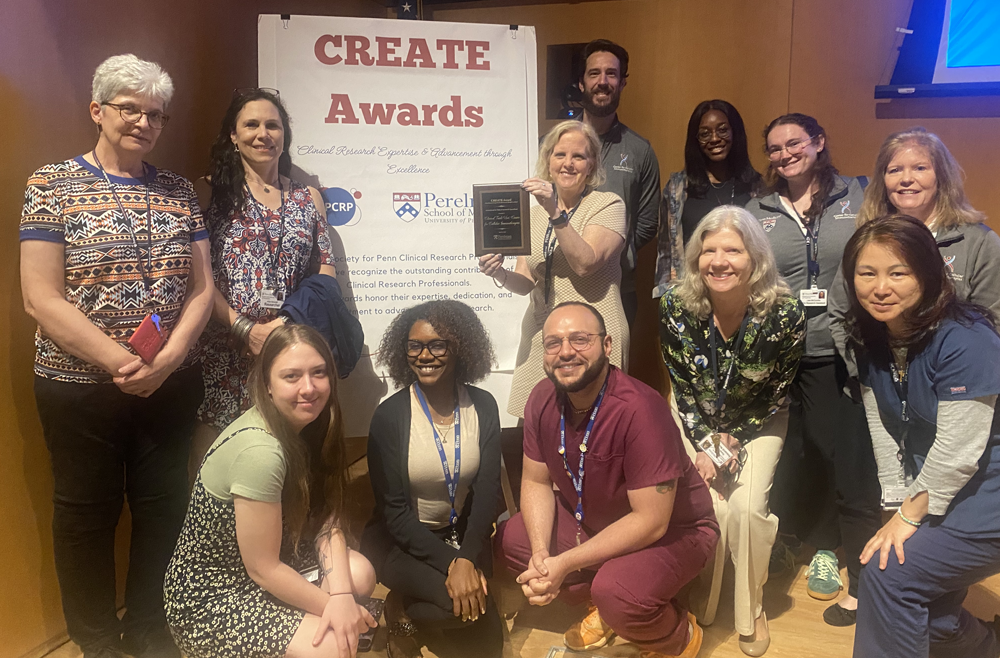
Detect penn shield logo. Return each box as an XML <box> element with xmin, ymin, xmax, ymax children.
<box><xmin>393</xmin><ymin>192</ymin><xmax>421</xmax><ymax>222</ymax></box>
<box><xmin>320</xmin><ymin>187</ymin><xmax>363</xmax><ymax>227</ymax></box>
<box><xmin>762</xmin><ymin>217</ymin><xmax>777</xmax><ymax>232</ymax></box>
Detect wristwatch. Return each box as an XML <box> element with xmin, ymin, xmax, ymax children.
<box><xmin>549</xmin><ymin>210</ymin><xmax>569</xmax><ymax>227</ymax></box>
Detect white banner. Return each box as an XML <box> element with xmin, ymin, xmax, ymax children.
<box><xmin>259</xmin><ymin>15</ymin><xmax>537</xmax><ymax>435</ymax></box>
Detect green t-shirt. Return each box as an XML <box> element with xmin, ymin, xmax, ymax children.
<box><xmin>200</xmin><ymin>407</ymin><xmax>286</xmax><ymax>503</ymax></box>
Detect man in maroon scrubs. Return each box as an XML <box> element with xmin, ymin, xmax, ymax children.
<box><xmin>496</xmin><ymin>301</ymin><xmax>718</xmax><ymax>658</ymax></box>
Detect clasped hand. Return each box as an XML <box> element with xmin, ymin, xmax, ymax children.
<box><xmin>312</xmin><ymin>593</ymin><xmax>376</xmax><ymax>657</ymax></box>
<box><xmin>112</xmin><ymin>348</ymin><xmax>178</xmax><ymax>398</ymax></box>
<box><xmin>515</xmin><ymin>550</ymin><xmax>568</xmax><ymax>606</ymax></box>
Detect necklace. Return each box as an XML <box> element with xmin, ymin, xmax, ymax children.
<box><xmin>709</xmin><ymin>178</ymin><xmax>735</xmax><ymax>206</ymax></box>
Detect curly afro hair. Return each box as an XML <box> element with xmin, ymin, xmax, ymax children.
<box><xmin>377</xmin><ymin>300</ymin><xmax>497</xmax><ymax>388</ymax></box>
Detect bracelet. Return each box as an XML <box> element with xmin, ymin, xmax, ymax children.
<box><xmin>897</xmin><ymin>509</ymin><xmax>922</xmax><ymax>527</ymax></box>
<box><xmin>230</xmin><ymin>314</ymin><xmax>254</xmax><ymax>345</ymax></box>
<box><xmin>492</xmin><ymin>268</ymin><xmax>508</xmax><ymax>288</ymax></box>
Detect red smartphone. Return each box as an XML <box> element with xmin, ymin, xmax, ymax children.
<box><xmin>128</xmin><ymin>313</ymin><xmax>165</xmax><ymax>363</ymax></box>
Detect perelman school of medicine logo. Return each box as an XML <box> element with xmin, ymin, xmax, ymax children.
<box><xmin>320</xmin><ymin>187</ymin><xmax>363</xmax><ymax>226</ymax></box>
<box><xmin>393</xmin><ymin>193</ymin><xmax>422</xmax><ymax>222</ymax></box>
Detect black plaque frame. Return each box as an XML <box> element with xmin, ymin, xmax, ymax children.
<box><xmin>473</xmin><ymin>183</ymin><xmax>532</xmax><ymax>256</ymax></box>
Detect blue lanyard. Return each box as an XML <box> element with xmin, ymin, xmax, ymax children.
<box><xmin>558</xmin><ymin>374</ymin><xmax>609</xmax><ymax>543</ymax></box>
<box><xmin>708</xmin><ymin>313</ymin><xmax>751</xmax><ymax>418</ymax></box>
<box><xmin>414</xmin><ymin>385</ymin><xmax>461</xmax><ymax>530</ymax></box>
<box><xmin>542</xmin><ymin>197</ymin><xmax>584</xmax><ymax>306</ymax></box>
<box><xmin>804</xmin><ymin>218</ymin><xmax>821</xmax><ymax>288</ymax></box>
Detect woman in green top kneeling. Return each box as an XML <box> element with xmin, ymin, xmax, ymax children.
<box><xmin>165</xmin><ymin>324</ymin><xmax>377</xmax><ymax>658</ymax></box>
<box><xmin>660</xmin><ymin>206</ymin><xmax>805</xmax><ymax>656</ymax></box>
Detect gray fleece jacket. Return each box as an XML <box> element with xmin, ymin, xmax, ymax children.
<box><xmin>830</xmin><ymin>221</ymin><xmax>1000</xmax><ymax>376</ymax></box>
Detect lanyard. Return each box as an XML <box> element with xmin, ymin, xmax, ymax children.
<box><xmin>558</xmin><ymin>374</ymin><xmax>609</xmax><ymax>545</ymax></box>
<box><xmin>890</xmin><ymin>355</ymin><xmax>911</xmax><ymax>474</ymax></box>
<box><xmin>803</xmin><ymin>217</ymin><xmax>821</xmax><ymax>288</ymax></box>
<box><xmin>542</xmin><ymin>196</ymin><xmax>585</xmax><ymax>306</ymax></box>
<box><xmin>93</xmin><ymin>151</ymin><xmax>154</xmax><ymax>296</ymax></box>
<box><xmin>244</xmin><ymin>181</ymin><xmax>287</xmax><ymax>288</ymax></box>
<box><xmin>413</xmin><ymin>384</ymin><xmax>462</xmax><ymax>539</ymax></box>
<box><xmin>708</xmin><ymin>313</ymin><xmax>751</xmax><ymax>418</ymax></box>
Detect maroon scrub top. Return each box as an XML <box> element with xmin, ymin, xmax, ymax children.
<box><xmin>523</xmin><ymin>366</ymin><xmax>719</xmax><ymax>537</ymax></box>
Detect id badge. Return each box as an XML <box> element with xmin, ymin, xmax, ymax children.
<box><xmin>128</xmin><ymin>313</ymin><xmax>165</xmax><ymax>363</ymax></box>
<box><xmin>260</xmin><ymin>287</ymin><xmax>285</xmax><ymax>310</ymax></box>
<box><xmin>697</xmin><ymin>434</ymin><xmax>734</xmax><ymax>467</ymax></box>
<box><xmin>799</xmin><ymin>287</ymin><xmax>829</xmax><ymax>307</ymax></box>
<box><xmin>445</xmin><ymin>529</ymin><xmax>461</xmax><ymax>550</ymax></box>
<box><xmin>881</xmin><ymin>486</ymin><xmax>908</xmax><ymax>511</ymax></box>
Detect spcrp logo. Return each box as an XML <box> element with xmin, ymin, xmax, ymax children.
<box><xmin>320</xmin><ymin>187</ymin><xmax>363</xmax><ymax>226</ymax></box>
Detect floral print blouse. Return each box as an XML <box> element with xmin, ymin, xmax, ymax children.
<box><xmin>659</xmin><ymin>286</ymin><xmax>806</xmax><ymax>445</ymax></box>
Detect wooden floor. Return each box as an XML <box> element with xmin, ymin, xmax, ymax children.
<box><xmin>42</xmin><ymin>567</ymin><xmax>1000</xmax><ymax>658</ymax></box>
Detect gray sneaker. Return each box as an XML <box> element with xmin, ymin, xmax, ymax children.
<box><xmin>806</xmin><ymin>550</ymin><xmax>843</xmax><ymax>600</ymax></box>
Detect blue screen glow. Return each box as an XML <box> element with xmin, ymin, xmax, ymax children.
<box><xmin>948</xmin><ymin>0</ymin><xmax>1000</xmax><ymax>68</ymax></box>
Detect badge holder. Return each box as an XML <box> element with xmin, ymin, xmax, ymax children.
<box><xmin>799</xmin><ymin>286</ymin><xmax>828</xmax><ymax>307</ymax></box>
<box><xmin>260</xmin><ymin>287</ymin><xmax>285</xmax><ymax>310</ymax></box>
<box><xmin>128</xmin><ymin>313</ymin><xmax>165</xmax><ymax>363</ymax></box>
<box><xmin>697</xmin><ymin>434</ymin><xmax>734</xmax><ymax>468</ymax></box>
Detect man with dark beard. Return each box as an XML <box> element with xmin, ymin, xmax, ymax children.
<box><xmin>495</xmin><ymin>302</ymin><xmax>718</xmax><ymax>658</ymax></box>
<box><xmin>577</xmin><ymin>40</ymin><xmax>661</xmax><ymax>327</ymax></box>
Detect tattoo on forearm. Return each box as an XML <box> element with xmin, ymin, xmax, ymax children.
<box><xmin>655</xmin><ymin>480</ymin><xmax>677</xmax><ymax>494</ymax></box>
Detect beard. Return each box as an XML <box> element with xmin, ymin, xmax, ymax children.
<box><xmin>545</xmin><ymin>353</ymin><xmax>609</xmax><ymax>393</ymax></box>
<box><xmin>580</xmin><ymin>83</ymin><xmax>620</xmax><ymax>119</ymax></box>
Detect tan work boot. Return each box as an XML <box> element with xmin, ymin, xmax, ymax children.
<box><xmin>564</xmin><ymin>604</ymin><xmax>615</xmax><ymax>651</ymax></box>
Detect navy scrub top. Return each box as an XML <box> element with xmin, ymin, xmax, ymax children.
<box><xmin>859</xmin><ymin>316</ymin><xmax>1000</xmax><ymax>537</ymax></box>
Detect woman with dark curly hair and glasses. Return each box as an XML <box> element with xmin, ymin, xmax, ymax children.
<box><xmin>360</xmin><ymin>300</ymin><xmax>503</xmax><ymax>658</ymax></box>
<box><xmin>192</xmin><ymin>88</ymin><xmax>336</xmax><ymax>469</ymax></box>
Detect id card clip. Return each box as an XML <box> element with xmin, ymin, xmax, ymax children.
<box><xmin>260</xmin><ymin>288</ymin><xmax>285</xmax><ymax>310</ymax></box>
<box><xmin>799</xmin><ymin>287</ymin><xmax>829</xmax><ymax>307</ymax></box>
<box><xmin>881</xmin><ymin>485</ymin><xmax>908</xmax><ymax>511</ymax></box>
<box><xmin>697</xmin><ymin>434</ymin><xmax>734</xmax><ymax>467</ymax></box>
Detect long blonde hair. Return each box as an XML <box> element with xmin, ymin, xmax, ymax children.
<box><xmin>857</xmin><ymin>127</ymin><xmax>985</xmax><ymax>230</ymax></box>
<box><xmin>675</xmin><ymin>205</ymin><xmax>791</xmax><ymax>320</ymax></box>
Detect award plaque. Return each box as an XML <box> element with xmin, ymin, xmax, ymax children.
<box><xmin>473</xmin><ymin>183</ymin><xmax>531</xmax><ymax>256</ymax></box>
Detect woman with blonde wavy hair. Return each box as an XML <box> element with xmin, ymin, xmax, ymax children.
<box><xmin>478</xmin><ymin>120</ymin><xmax>628</xmax><ymax>419</ymax></box>
<box><xmin>660</xmin><ymin>205</ymin><xmax>805</xmax><ymax>656</ymax></box>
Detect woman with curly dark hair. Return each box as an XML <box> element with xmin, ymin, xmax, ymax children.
<box><xmin>360</xmin><ymin>300</ymin><xmax>503</xmax><ymax>658</ymax></box>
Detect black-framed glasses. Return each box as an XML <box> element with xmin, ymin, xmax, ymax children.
<box><xmin>697</xmin><ymin>125</ymin><xmax>731</xmax><ymax>144</ymax></box>
<box><xmin>766</xmin><ymin>136</ymin><xmax>815</xmax><ymax>160</ymax></box>
<box><xmin>542</xmin><ymin>332</ymin><xmax>605</xmax><ymax>355</ymax></box>
<box><xmin>233</xmin><ymin>87</ymin><xmax>280</xmax><ymax>99</ymax></box>
<box><xmin>102</xmin><ymin>102</ymin><xmax>169</xmax><ymax>129</ymax></box>
<box><xmin>407</xmin><ymin>339</ymin><xmax>449</xmax><ymax>358</ymax></box>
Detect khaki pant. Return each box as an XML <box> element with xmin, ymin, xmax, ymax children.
<box><xmin>671</xmin><ymin>393</ymin><xmax>787</xmax><ymax>636</ymax></box>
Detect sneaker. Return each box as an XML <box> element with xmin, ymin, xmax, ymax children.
<box><xmin>768</xmin><ymin>540</ymin><xmax>797</xmax><ymax>576</ymax></box>
<box><xmin>639</xmin><ymin>612</ymin><xmax>702</xmax><ymax>658</ymax></box>
<box><xmin>823</xmin><ymin>601</ymin><xmax>857</xmax><ymax>627</ymax></box>
<box><xmin>564</xmin><ymin>605</ymin><xmax>615</xmax><ymax>651</ymax></box>
<box><xmin>806</xmin><ymin>550</ymin><xmax>844</xmax><ymax>600</ymax></box>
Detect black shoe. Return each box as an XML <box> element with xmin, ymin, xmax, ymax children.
<box><xmin>121</xmin><ymin>626</ymin><xmax>180</xmax><ymax>658</ymax></box>
<box><xmin>823</xmin><ymin>602</ymin><xmax>857</xmax><ymax>627</ymax></box>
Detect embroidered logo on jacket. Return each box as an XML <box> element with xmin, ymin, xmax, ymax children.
<box><xmin>761</xmin><ymin>217</ymin><xmax>778</xmax><ymax>232</ymax></box>
<box><xmin>612</xmin><ymin>152</ymin><xmax>634</xmax><ymax>174</ymax></box>
<box><xmin>951</xmin><ymin>386</ymin><xmax>967</xmax><ymax>395</ymax></box>
<box><xmin>834</xmin><ymin>200</ymin><xmax>857</xmax><ymax>220</ymax></box>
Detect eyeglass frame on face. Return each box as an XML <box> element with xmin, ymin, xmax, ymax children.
<box><xmin>233</xmin><ymin>87</ymin><xmax>280</xmax><ymax>99</ymax></box>
<box><xmin>697</xmin><ymin>125</ymin><xmax>732</xmax><ymax>144</ymax></box>
<box><xmin>102</xmin><ymin>102</ymin><xmax>169</xmax><ymax>129</ymax></box>
<box><xmin>406</xmin><ymin>339</ymin><xmax>450</xmax><ymax>358</ymax></box>
<box><xmin>766</xmin><ymin>135</ymin><xmax>815</xmax><ymax>161</ymax></box>
<box><xmin>542</xmin><ymin>332</ymin><xmax>606</xmax><ymax>355</ymax></box>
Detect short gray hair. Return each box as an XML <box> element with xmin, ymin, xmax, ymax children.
<box><xmin>92</xmin><ymin>54</ymin><xmax>174</xmax><ymax>108</ymax></box>
<box><xmin>675</xmin><ymin>205</ymin><xmax>790</xmax><ymax>320</ymax></box>
<box><xmin>535</xmin><ymin>120</ymin><xmax>606</xmax><ymax>188</ymax></box>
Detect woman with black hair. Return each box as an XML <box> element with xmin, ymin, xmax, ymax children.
<box><xmin>842</xmin><ymin>215</ymin><xmax>1000</xmax><ymax>658</ymax></box>
<box><xmin>746</xmin><ymin>113</ymin><xmax>868</xmax><ymax>606</ymax></box>
<box><xmin>194</xmin><ymin>89</ymin><xmax>336</xmax><ymax>458</ymax></box>
<box><xmin>361</xmin><ymin>300</ymin><xmax>503</xmax><ymax>658</ymax></box>
<box><xmin>652</xmin><ymin>99</ymin><xmax>763</xmax><ymax>297</ymax></box>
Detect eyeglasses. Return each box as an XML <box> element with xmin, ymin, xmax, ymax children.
<box><xmin>102</xmin><ymin>102</ymin><xmax>169</xmax><ymax>129</ymax></box>
<box><xmin>766</xmin><ymin>136</ymin><xmax>815</xmax><ymax>160</ymax></box>
<box><xmin>233</xmin><ymin>87</ymin><xmax>280</xmax><ymax>99</ymax></box>
<box><xmin>697</xmin><ymin>125</ymin><xmax>731</xmax><ymax>144</ymax></box>
<box><xmin>406</xmin><ymin>339</ymin><xmax>449</xmax><ymax>358</ymax></box>
<box><xmin>542</xmin><ymin>332</ymin><xmax>605</xmax><ymax>355</ymax></box>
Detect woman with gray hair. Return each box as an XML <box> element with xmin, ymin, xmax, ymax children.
<box><xmin>19</xmin><ymin>54</ymin><xmax>212</xmax><ymax>658</ymax></box>
<box><xmin>660</xmin><ymin>206</ymin><xmax>804</xmax><ymax>656</ymax></box>
<box><xmin>478</xmin><ymin>120</ymin><xmax>627</xmax><ymax>418</ymax></box>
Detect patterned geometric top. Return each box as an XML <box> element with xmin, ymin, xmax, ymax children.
<box><xmin>19</xmin><ymin>156</ymin><xmax>207</xmax><ymax>383</ymax></box>
<box><xmin>659</xmin><ymin>286</ymin><xmax>806</xmax><ymax>445</ymax></box>
<box><xmin>197</xmin><ymin>181</ymin><xmax>334</xmax><ymax>430</ymax></box>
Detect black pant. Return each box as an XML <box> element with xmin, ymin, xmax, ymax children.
<box><xmin>836</xmin><ymin>386</ymin><xmax>883</xmax><ymax>598</ymax></box>
<box><xmin>772</xmin><ymin>357</ymin><xmax>845</xmax><ymax>550</ymax></box>
<box><xmin>622</xmin><ymin>290</ymin><xmax>638</xmax><ymax>329</ymax></box>
<box><xmin>380</xmin><ymin>536</ymin><xmax>503</xmax><ymax>657</ymax></box>
<box><xmin>34</xmin><ymin>368</ymin><xmax>203</xmax><ymax>653</ymax></box>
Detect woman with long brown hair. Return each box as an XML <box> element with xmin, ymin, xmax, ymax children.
<box><xmin>165</xmin><ymin>324</ymin><xmax>376</xmax><ymax>658</ymax></box>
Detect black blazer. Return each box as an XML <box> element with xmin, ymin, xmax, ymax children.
<box><xmin>361</xmin><ymin>385</ymin><xmax>501</xmax><ymax>576</ymax></box>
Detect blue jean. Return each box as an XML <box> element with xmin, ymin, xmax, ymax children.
<box><xmin>854</xmin><ymin>520</ymin><xmax>1000</xmax><ymax>658</ymax></box>
<box><xmin>34</xmin><ymin>368</ymin><xmax>202</xmax><ymax>653</ymax></box>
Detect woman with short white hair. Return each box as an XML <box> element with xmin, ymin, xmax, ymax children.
<box><xmin>478</xmin><ymin>120</ymin><xmax>628</xmax><ymax>419</ymax></box>
<box><xmin>20</xmin><ymin>54</ymin><xmax>213</xmax><ymax>658</ymax></box>
<box><xmin>660</xmin><ymin>206</ymin><xmax>805</xmax><ymax>656</ymax></box>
